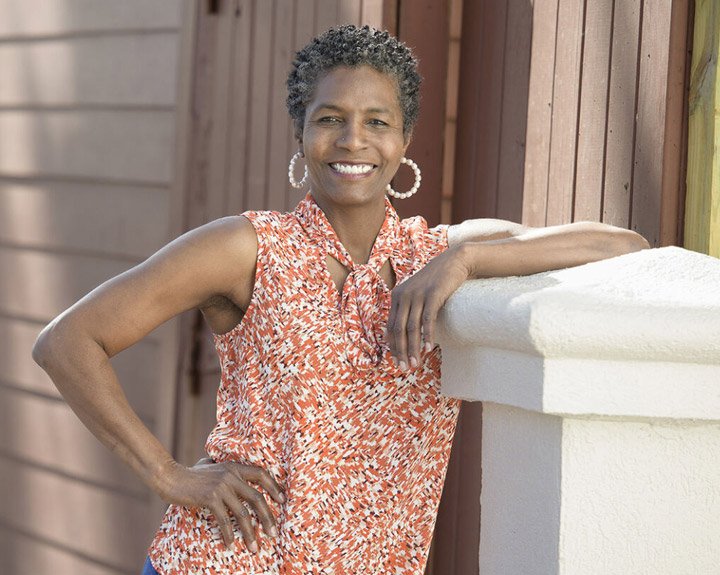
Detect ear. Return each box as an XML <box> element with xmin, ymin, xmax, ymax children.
<box><xmin>402</xmin><ymin>129</ymin><xmax>413</xmax><ymax>154</ymax></box>
<box><xmin>294</xmin><ymin>119</ymin><xmax>304</xmax><ymax>153</ymax></box>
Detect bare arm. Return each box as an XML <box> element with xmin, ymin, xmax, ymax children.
<box><xmin>32</xmin><ymin>216</ymin><xmax>283</xmax><ymax>552</ymax></box>
<box><xmin>386</xmin><ymin>219</ymin><xmax>649</xmax><ymax>369</ymax></box>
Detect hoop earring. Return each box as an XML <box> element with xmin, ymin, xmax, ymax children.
<box><xmin>288</xmin><ymin>151</ymin><xmax>309</xmax><ymax>189</ymax></box>
<box><xmin>386</xmin><ymin>157</ymin><xmax>421</xmax><ymax>199</ymax></box>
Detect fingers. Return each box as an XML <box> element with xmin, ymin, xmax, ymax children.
<box><xmin>209</xmin><ymin>496</ymin><xmax>242</xmax><ymax>550</ymax></box>
<box><xmin>388</xmin><ymin>286</ymin><xmax>443</xmax><ymax>370</ymax></box>
<box><xmin>230</xmin><ymin>464</ymin><xmax>285</xmax><ymax>542</ymax></box>
<box><xmin>420</xmin><ymin>296</ymin><xmax>441</xmax><ymax>353</ymax></box>
<box><xmin>404</xmin><ymin>297</ymin><xmax>424</xmax><ymax>368</ymax></box>
<box><xmin>387</xmin><ymin>293</ymin><xmax>410</xmax><ymax>369</ymax></box>
<box><xmin>388</xmin><ymin>291</ymin><xmax>427</xmax><ymax>369</ymax></box>
<box><xmin>220</xmin><ymin>491</ymin><xmax>257</xmax><ymax>553</ymax></box>
<box><xmin>230</xmin><ymin>476</ymin><xmax>278</xmax><ymax>542</ymax></box>
<box><xmin>205</xmin><ymin>464</ymin><xmax>284</xmax><ymax>553</ymax></box>
<box><xmin>243</xmin><ymin>464</ymin><xmax>286</xmax><ymax>506</ymax></box>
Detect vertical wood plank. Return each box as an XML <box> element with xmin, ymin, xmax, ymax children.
<box><xmin>245</xmin><ymin>0</ymin><xmax>274</xmax><ymax>209</ymax></box>
<box><xmin>496</xmin><ymin>0</ymin><xmax>533</xmax><ymax>222</ymax></box>
<box><xmin>631</xmin><ymin>0</ymin><xmax>673</xmax><ymax>245</ymax></box>
<box><xmin>545</xmin><ymin>0</ymin><xmax>584</xmax><ymax>225</ymax></box>
<box><xmin>284</xmin><ymin>0</ymin><xmax>317</xmax><ymax>211</ymax></box>
<box><xmin>472</xmin><ymin>0</ymin><xmax>507</xmax><ymax>220</ymax></box>
<box><xmin>226</xmin><ymin>0</ymin><xmax>254</xmax><ymax>216</ymax></box>
<box><xmin>338</xmin><ymin>0</ymin><xmax>362</xmax><ymax>24</ymax></box>
<box><xmin>574</xmin><ymin>0</ymin><xmax>613</xmax><ymax>223</ymax></box>
<box><xmin>431</xmin><ymin>402</ymin><xmax>463</xmax><ymax>574</ymax></box>
<box><xmin>184</xmin><ymin>0</ymin><xmax>235</xmax><ymax>227</ymax></box>
<box><xmin>360</xmin><ymin>0</ymin><xmax>384</xmax><ymax>29</ymax></box>
<box><xmin>382</xmin><ymin>0</ymin><xmax>399</xmax><ymax>35</ymax></box>
<box><xmin>602</xmin><ymin>0</ymin><xmax>641</xmax><ymax>227</ymax></box>
<box><xmin>267</xmin><ymin>0</ymin><xmax>295</xmax><ymax>212</ymax></box>
<box><xmin>314</xmin><ymin>0</ymin><xmax>338</xmax><ymax>34</ymax></box>
<box><xmin>521</xmin><ymin>0</ymin><xmax>559</xmax><ymax>226</ymax></box>
<box><xmin>685</xmin><ymin>0</ymin><xmax>720</xmax><ymax>256</ymax></box>
<box><xmin>451</xmin><ymin>0</ymin><xmax>485</xmax><ymax>223</ymax></box>
<box><xmin>394</xmin><ymin>0</ymin><xmax>448</xmax><ymax>226</ymax></box>
<box><xmin>659</xmin><ymin>0</ymin><xmax>690</xmax><ymax>246</ymax></box>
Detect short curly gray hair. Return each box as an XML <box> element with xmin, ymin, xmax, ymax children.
<box><xmin>286</xmin><ymin>25</ymin><xmax>421</xmax><ymax>138</ymax></box>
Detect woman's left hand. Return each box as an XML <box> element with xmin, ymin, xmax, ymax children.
<box><xmin>386</xmin><ymin>245</ymin><xmax>470</xmax><ymax>370</ymax></box>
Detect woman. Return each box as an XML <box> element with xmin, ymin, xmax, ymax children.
<box><xmin>33</xmin><ymin>25</ymin><xmax>648</xmax><ymax>574</ymax></box>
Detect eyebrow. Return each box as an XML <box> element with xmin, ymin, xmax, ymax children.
<box><xmin>312</xmin><ymin>103</ymin><xmax>393</xmax><ymax>115</ymax></box>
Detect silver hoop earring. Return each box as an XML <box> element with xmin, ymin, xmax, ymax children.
<box><xmin>386</xmin><ymin>157</ymin><xmax>421</xmax><ymax>199</ymax></box>
<box><xmin>288</xmin><ymin>151</ymin><xmax>309</xmax><ymax>188</ymax></box>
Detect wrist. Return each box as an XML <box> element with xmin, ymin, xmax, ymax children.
<box><xmin>453</xmin><ymin>241</ymin><xmax>485</xmax><ymax>279</ymax></box>
<box><xmin>147</xmin><ymin>456</ymin><xmax>183</xmax><ymax>498</ymax></box>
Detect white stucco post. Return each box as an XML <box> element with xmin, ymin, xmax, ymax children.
<box><xmin>436</xmin><ymin>247</ymin><xmax>720</xmax><ymax>575</ymax></box>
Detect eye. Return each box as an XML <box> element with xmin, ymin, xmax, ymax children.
<box><xmin>318</xmin><ymin>116</ymin><xmax>342</xmax><ymax>124</ymax></box>
<box><xmin>368</xmin><ymin>118</ymin><xmax>389</xmax><ymax>127</ymax></box>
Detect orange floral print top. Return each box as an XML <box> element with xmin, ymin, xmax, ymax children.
<box><xmin>148</xmin><ymin>193</ymin><xmax>461</xmax><ymax>574</ymax></box>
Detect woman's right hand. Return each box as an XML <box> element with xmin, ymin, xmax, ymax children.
<box><xmin>155</xmin><ymin>459</ymin><xmax>286</xmax><ymax>552</ymax></box>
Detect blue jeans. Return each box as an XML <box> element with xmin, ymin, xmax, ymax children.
<box><xmin>141</xmin><ymin>556</ymin><xmax>160</xmax><ymax>575</ymax></box>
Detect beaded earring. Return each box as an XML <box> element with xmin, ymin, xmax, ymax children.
<box><xmin>288</xmin><ymin>151</ymin><xmax>309</xmax><ymax>188</ymax></box>
<box><xmin>386</xmin><ymin>157</ymin><xmax>421</xmax><ymax>199</ymax></box>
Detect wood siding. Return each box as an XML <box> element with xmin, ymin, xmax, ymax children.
<box><xmin>452</xmin><ymin>0</ymin><xmax>688</xmax><ymax>246</ymax></box>
<box><xmin>520</xmin><ymin>0</ymin><xmax>689</xmax><ymax>244</ymax></box>
<box><xmin>0</xmin><ymin>1</ymin><xmax>190</xmax><ymax>573</ymax></box>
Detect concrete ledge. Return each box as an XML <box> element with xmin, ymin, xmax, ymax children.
<box><xmin>438</xmin><ymin>247</ymin><xmax>720</xmax><ymax>419</ymax></box>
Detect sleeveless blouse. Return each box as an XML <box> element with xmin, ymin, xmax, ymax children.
<box><xmin>148</xmin><ymin>194</ymin><xmax>461</xmax><ymax>574</ymax></box>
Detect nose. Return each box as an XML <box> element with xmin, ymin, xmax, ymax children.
<box><xmin>337</xmin><ymin>119</ymin><xmax>367</xmax><ymax>151</ymax></box>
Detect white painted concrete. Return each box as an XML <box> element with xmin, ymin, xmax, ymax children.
<box><xmin>437</xmin><ymin>247</ymin><xmax>720</xmax><ymax>575</ymax></box>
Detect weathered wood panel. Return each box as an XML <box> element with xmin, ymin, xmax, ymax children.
<box><xmin>495</xmin><ymin>0</ymin><xmax>532</xmax><ymax>222</ymax></box>
<box><xmin>0</xmin><ymin>461</ymin><xmax>158</xmax><ymax>572</ymax></box>
<box><xmin>394</xmin><ymin>0</ymin><xmax>448</xmax><ymax>226</ymax></box>
<box><xmin>685</xmin><ymin>0</ymin><xmax>720</xmax><ymax>257</ymax></box>
<box><xmin>574</xmin><ymin>0</ymin><xmax>613</xmax><ymax>222</ymax></box>
<box><xmin>0</xmin><ymin>387</ymin><xmax>148</xmax><ymax>496</ymax></box>
<box><xmin>266</xmin><ymin>1</ymin><xmax>297</xmax><ymax>212</ymax></box>
<box><xmin>0</xmin><ymin>111</ymin><xmax>174</xmax><ymax>183</ymax></box>
<box><xmin>545</xmin><ymin>0</ymin><xmax>584</xmax><ymax>226</ymax></box>
<box><xmin>0</xmin><ymin>0</ymin><xmax>182</xmax><ymax>38</ymax></box>
<box><xmin>632</xmin><ymin>1</ymin><xmax>674</xmax><ymax>245</ymax></box>
<box><xmin>0</xmin><ymin>34</ymin><xmax>178</xmax><ymax>107</ymax></box>
<box><xmin>514</xmin><ymin>0</ymin><xmax>687</xmax><ymax>244</ymax></box>
<box><xmin>602</xmin><ymin>0</ymin><xmax>641</xmax><ymax>228</ymax></box>
<box><xmin>0</xmin><ymin>180</ymin><xmax>170</xmax><ymax>259</ymax></box>
<box><xmin>660</xmin><ymin>0</ymin><xmax>691</xmax><ymax>247</ymax></box>
<box><xmin>521</xmin><ymin>0</ymin><xmax>559</xmax><ymax>227</ymax></box>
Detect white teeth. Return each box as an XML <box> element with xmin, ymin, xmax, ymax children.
<box><xmin>330</xmin><ymin>163</ymin><xmax>374</xmax><ymax>175</ymax></box>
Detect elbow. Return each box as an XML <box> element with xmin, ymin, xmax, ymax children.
<box><xmin>612</xmin><ymin>228</ymin><xmax>650</xmax><ymax>256</ymax></box>
<box><xmin>32</xmin><ymin>316</ymin><xmax>80</xmax><ymax>372</ymax></box>
<box><xmin>574</xmin><ymin>222</ymin><xmax>650</xmax><ymax>258</ymax></box>
<box><xmin>32</xmin><ymin>321</ymin><xmax>62</xmax><ymax>370</ymax></box>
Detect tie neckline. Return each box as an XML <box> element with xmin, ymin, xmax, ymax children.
<box><xmin>294</xmin><ymin>192</ymin><xmax>402</xmax><ymax>368</ymax></box>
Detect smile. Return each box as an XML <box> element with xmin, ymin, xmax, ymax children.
<box><xmin>329</xmin><ymin>163</ymin><xmax>375</xmax><ymax>175</ymax></box>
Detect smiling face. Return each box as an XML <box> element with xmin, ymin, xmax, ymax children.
<box><xmin>299</xmin><ymin>65</ymin><xmax>410</xmax><ymax>209</ymax></box>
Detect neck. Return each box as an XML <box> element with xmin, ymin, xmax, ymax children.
<box><xmin>312</xmin><ymin>194</ymin><xmax>387</xmax><ymax>264</ymax></box>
